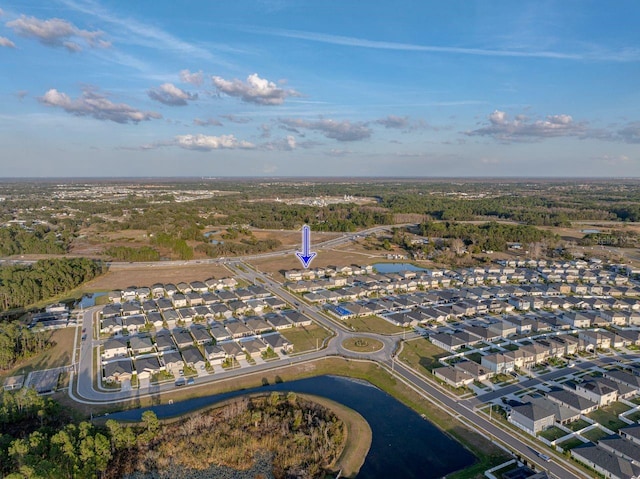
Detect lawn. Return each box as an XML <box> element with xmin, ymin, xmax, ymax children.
<box><xmin>502</xmin><ymin>344</ymin><xmax>519</xmax><ymax>351</ymax></box>
<box><xmin>581</xmin><ymin>427</ymin><xmax>609</xmax><ymax>442</ymax></box>
<box><xmin>557</xmin><ymin>437</ymin><xmax>587</xmax><ymax>451</ymax></box>
<box><xmin>539</xmin><ymin>426</ymin><xmax>568</xmax><ymax>442</ymax></box>
<box><xmin>625</xmin><ymin>410</ymin><xmax>640</xmax><ymax>422</ymax></box>
<box><xmin>280</xmin><ymin>324</ymin><xmax>332</xmax><ymax>354</ymax></box>
<box><xmin>588</xmin><ymin>405</ymin><xmax>629</xmax><ymax>432</ymax></box>
<box><xmin>398</xmin><ymin>338</ymin><xmax>449</xmax><ymax>374</ymax></box>
<box><xmin>630</xmin><ymin>396</ymin><xmax>640</xmax><ymax>406</ymax></box>
<box><xmin>466</xmin><ymin>352</ymin><xmax>483</xmax><ymax>364</ymax></box>
<box><xmin>342</xmin><ymin>315</ymin><xmax>409</xmax><ymax>335</ymax></box>
<box><xmin>1</xmin><ymin>327</ymin><xmax>77</xmax><ymax>378</ymax></box>
<box><xmin>568</xmin><ymin>419</ymin><xmax>591</xmax><ymax>432</ymax></box>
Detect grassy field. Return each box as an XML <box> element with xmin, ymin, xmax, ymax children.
<box><xmin>399</xmin><ymin>337</ymin><xmax>449</xmax><ymax>373</ymax></box>
<box><xmin>341</xmin><ymin>337</ymin><xmax>384</xmax><ymax>353</ymax></box>
<box><xmin>1</xmin><ymin>327</ymin><xmax>76</xmax><ymax>378</ymax></box>
<box><xmin>280</xmin><ymin>323</ymin><xmax>333</xmax><ymax>353</ymax></box>
<box><xmin>342</xmin><ymin>315</ymin><xmax>409</xmax><ymax>335</ymax></box>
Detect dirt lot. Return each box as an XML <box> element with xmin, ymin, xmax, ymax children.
<box><xmin>82</xmin><ymin>263</ymin><xmax>232</xmax><ymax>291</ymax></box>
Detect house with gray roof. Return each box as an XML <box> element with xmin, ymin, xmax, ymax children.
<box><xmin>154</xmin><ymin>332</ymin><xmax>176</xmax><ymax>351</ymax></box>
<box><xmin>189</xmin><ymin>324</ymin><xmax>212</xmax><ymax>345</ymax></box>
<box><xmin>261</xmin><ymin>332</ymin><xmax>291</xmax><ymax>354</ymax></box>
<box><xmin>265</xmin><ymin>314</ymin><xmax>293</xmax><ymax>330</ymax></box>
<box><xmin>181</xmin><ymin>347</ymin><xmax>205</xmax><ymax>370</ymax></box>
<box><xmin>220</xmin><ymin>340</ymin><xmax>244</xmax><ymax>359</ymax></box>
<box><xmin>571</xmin><ymin>443</ymin><xmax>640</xmax><ymax>479</ymax></box>
<box><xmin>545</xmin><ymin>388</ymin><xmax>598</xmax><ymax>414</ymax></box>
<box><xmin>508</xmin><ymin>402</ymin><xmax>556</xmax><ymax>435</ymax></box>
<box><xmin>204</xmin><ymin>343</ymin><xmax>226</xmax><ymax>365</ymax></box>
<box><xmin>599</xmin><ymin>435</ymin><xmax>640</xmax><ymax>466</ymax></box>
<box><xmin>129</xmin><ymin>335</ymin><xmax>155</xmax><ymax>356</ymax></box>
<box><xmin>208</xmin><ymin>322</ymin><xmax>231</xmax><ymax>342</ymax></box>
<box><xmin>433</xmin><ymin>366</ymin><xmax>473</xmax><ymax>389</ymax></box>
<box><xmin>225</xmin><ymin>319</ymin><xmax>252</xmax><ymax>339</ymax></box>
<box><xmin>103</xmin><ymin>359</ymin><xmax>133</xmax><ymax>383</ymax></box>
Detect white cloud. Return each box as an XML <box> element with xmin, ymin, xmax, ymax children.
<box><xmin>279</xmin><ymin>118</ymin><xmax>371</xmax><ymax>141</ymax></box>
<box><xmin>175</xmin><ymin>134</ymin><xmax>255</xmax><ymax>151</ymax></box>
<box><xmin>6</xmin><ymin>14</ymin><xmax>108</xmax><ymax>52</ymax></box>
<box><xmin>148</xmin><ymin>83</ymin><xmax>197</xmax><ymax>106</ymax></box>
<box><xmin>0</xmin><ymin>36</ymin><xmax>15</xmax><ymax>48</ymax></box>
<box><xmin>39</xmin><ymin>88</ymin><xmax>161</xmax><ymax>123</ymax></box>
<box><xmin>179</xmin><ymin>69</ymin><xmax>204</xmax><ymax>86</ymax></box>
<box><xmin>262</xmin><ymin>135</ymin><xmax>297</xmax><ymax>151</ymax></box>
<box><xmin>466</xmin><ymin>110</ymin><xmax>588</xmax><ymax>141</ymax></box>
<box><xmin>212</xmin><ymin>73</ymin><xmax>300</xmax><ymax>105</ymax></box>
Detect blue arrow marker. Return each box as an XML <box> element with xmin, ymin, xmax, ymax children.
<box><xmin>295</xmin><ymin>224</ymin><xmax>317</xmax><ymax>269</ymax></box>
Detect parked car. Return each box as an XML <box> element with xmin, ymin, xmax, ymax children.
<box><xmin>187</xmin><ymin>378</ymin><xmax>195</xmax><ymax>385</ymax></box>
<box><xmin>175</xmin><ymin>378</ymin><xmax>185</xmax><ymax>387</ymax></box>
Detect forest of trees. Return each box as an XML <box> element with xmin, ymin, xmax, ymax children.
<box><xmin>1</xmin><ymin>389</ymin><xmax>112</xmax><ymax>478</ymax></box>
<box><xmin>0</xmin><ymin>258</ymin><xmax>104</xmax><ymax>311</ymax></box>
<box><xmin>418</xmin><ymin>221</ymin><xmax>557</xmax><ymax>253</ymax></box>
<box><xmin>0</xmin><ymin>322</ymin><xmax>50</xmax><ymax>370</ymax></box>
<box><xmin>107</xmin><ymin>393</ymin><xmax>345</xmax><ymax>479</ymax></box>
<box><xmin>103</xmin><ymin>246</ymin><xmax>160</xmax><ymax>262</ymax></box>
<box><xmin>1</xmin><ymin>392</ymin><xmax>347</xmax><ymax>478</ymax></box>
<box><xmin>0</xmin><ymin>225</ymin><xmax>69</xmax><ymax>256</ymax></box>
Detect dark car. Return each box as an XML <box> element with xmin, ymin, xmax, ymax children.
<box><xmin>175</xmin><ymin>378</ymin><xmax>186</xmax><ymax>387</ymax></box>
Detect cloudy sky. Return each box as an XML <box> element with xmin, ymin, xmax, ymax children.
<box><xmin>1</xmin><ymin>0</ymin><xmax>639</xmax><ymax>177</ymax></box>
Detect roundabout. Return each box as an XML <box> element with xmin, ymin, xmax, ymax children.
<box><xmin>341</xmin><ymin>337</ymin><xmax>385</xmax><ymax>353</ymax></box>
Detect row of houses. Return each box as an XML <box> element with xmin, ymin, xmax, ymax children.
<box><xmin>103</xmin><ymin>331</ymin><xmax>293</xmax><ymax>383</ymax></box>
<box><xmin>102</xmin><ymin>310</ymin><xmax>312</xmax><ymax>359</ymax></box>
<box><xmin>284</xmin><ymin>264</ymin><xmax>374</xmax><ymax>281</ymax></box>
<box><xmin>108</xmin><ymin>278</ymin><xmax>257</xmax><ymax>302</ymax></box>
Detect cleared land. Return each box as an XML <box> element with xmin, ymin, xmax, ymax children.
<box><xmin>280</xmin><ymin>324</ymin><xmax>333</xmax><ymax>353</ymax></box>
<box><xmin>1</xmin><ymin>327</ymin><xmax>76</xmax><ymax>378</ymax></box>
<box><xmin>342</xmin><ymin>315</ymin><xmax>408</xmax><ymax>335</ymax></box>
<box><xmin>81</xmin><ymin>263</ymin><xmax>231</xmax><ymax>291</ymax></box>
<box><xmin>398</xmin><ymin>337</ymin><xmax>448</xmax><ymax>373</ymax></box>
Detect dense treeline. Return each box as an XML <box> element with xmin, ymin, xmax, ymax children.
<box><xmin>107</xmin><ymin>393</ymin><xmax>345</xmax><ymax>479</ymax></box>
<box><xmin>419</xmin><ymin>221</ymin><xmax>557</xmax><ymax>252</ymax></box>
<box><xmin>1</xmin><ymin>389</ymin><xmax>111</xmax><ymax>479</ymax></box>
<box><xmin>0</xmin><ymin>258</ymin><xmax>104</xmax><ymax>311</ymax></box>
<box><xmin>0</xmin><ymin>225</ymin><xmax>69</xmax><ymax>256</ymax></box>
<box><xmin>196</xmin><ymin>238</ymin><xmax>282</xmax><ymax>257</ymax></box>
<box><xmin>0</xmin><ymin>322</ymin><xmax>50</xmax><ymax>370</ymax></box>
<box><xmin>104</xmin><ymin>246</ymin><xmax>161</xmax><ymax>262</ymax></box>
<box><xmin>151</xmin><ymin>233</ymin><xmax>194</xmax><ymax>260</ymax></box>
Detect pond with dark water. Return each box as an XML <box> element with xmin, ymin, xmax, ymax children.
<box><xmin>106</xmin><ymin>375</ymin><xmax>475</xmax><ymax>478</ymax></box>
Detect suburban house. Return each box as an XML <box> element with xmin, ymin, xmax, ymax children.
<box><xmin>172</xmin><ymin>330</ymin><xmax>194</xmax><ymax>349</ymax></box>
<box><xmin>244</xmin><ymin>317</ymin><xmax>273</xmax><ymax>334</ymax></box>
<box><xmin>575</xmin><ymin>380</ymin><xmax>618</xmax><ymax>407</ymax></box>
<box><xmin>481</xmin><ymin>353</ymin><xmax>515</xmax><ymax>374</ymax></box>
<box><xmin>454</xmin><ymin>360</ymin><xmax>493</xmax><ymax>381</ymax></box>
<box><xmin>189</xmin><ymin>324</ymin><xmax>212</xmax><ymax>345</ymax></box>
<box><xmin>181</xmin><ymin>347</ymin><xmax>206</xmax><ymax>370</ymax></box>
<box><xmin>225</xmin><ymin>319</ymin><xmax>252</xmax><ymax>339</ymax></box>
<box><xmin>571</xmin><ymin>444</ymin><xmax>640</xmax><ymax>479</ymax></box>
<box><xmin>265</xmin><ymin>314</ymin><xmax>293</xmax><ymax>330</ymax></box>
<box><xmin>209</xmin><ymin>322</ymin><xmax>231</xmax><ymax>342</ymax></box>
<box><xmin>100</xmin><ymin>317</ymin><xmax>123</xmax><ymax>335</ymax></box>
<box><xmin>261</xmin><ymin>333</ymin><xmax>292</xmax><ymax>354</ymax></box>
<box><xmin>154</xmin><ymin>332</ymin><xmax>176</xmax><ymax>351</ymax></box>
<box><xmin>433</xmin><ymin>366</ymin><xmax>474</xmax><ymax>388</ymax></box>
<box><xmin>508</xmin><ymin>402</ymin><xmax>556</xmax><ymax>435</ymax></box>
<box><xmin>162</xmin><ymin>351</ymin><xmax>184</xmax><ymax>371</ymax></box>
<box><xmin>240</xmin><ymin>337</ymin><xmax>268</xmax><ymax>358</ymax></box>
<box><xmin>545</xmin><ymin>388</ymin><xmax>598</xmax><ymax>414</ymax></box>
<box><xmin>103</xmin><ymin>337</ymin><xmax>128</xmax><ymax>359</ymax></box>
<box><xmin>204</xmin><ymin>344</ymin><xmax>226</xmax><ymax>365</ymax></box>
<box><xmin>220</xmin><ymin>340</ymin><xmax>244</xmax><ymax>360</ymax></box>
<box><xmin>103</xmin><ymin>359</ymin><xmax>133</xmax><ymax>383</ymax></box>
<box><xmin>129</xmin><ymin>336</ymin><xmax>155</xmax><ymax>356</ymax></box>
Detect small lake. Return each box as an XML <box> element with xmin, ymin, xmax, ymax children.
<box><xmin>105</xmin><ymin>375</ymin><xmax>475</xmax><ymax>478</ymax></box>
<box><xmin>75</xmin><ymin>292</ymin><xmax>107</xmax><ymax>308</ymax></box>
<box><xmin>373</xmin><ymin>262</ymin><xmax>427</xmax><ymax>274</ymax></box>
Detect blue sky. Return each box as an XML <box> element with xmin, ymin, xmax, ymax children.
<box><xmin>1</xmin><ymin>0</ymin><xmax>639</xmax><ymax>177</ymax></box>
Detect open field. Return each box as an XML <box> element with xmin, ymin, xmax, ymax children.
<box><xmin>64</xmin><ymin>356</ymin><xmax>508</xmax><ymax>478</ymax></box>
<box><xmin>81</xmin><ymin>263</ymin><xmax>232</xmax><ymax>291</ymax></box>
<box><xmin>342</xmin><ymin>315</ymin><xmax>408</xmax><ymax>335</ymax></box>
<box><xmin>280</xmin><ymin>324</ymin><xmax>333</xmax><ymax>353</ymax></box>
<box><xmin>1</xmin><ymin>327</ymin><xmax>76</xmax><ymax>379</ymax></box>
<box><xmin>399</xmin><ymin>337</ymin><xmax>448</xmax><ymax>373</ymax></box>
